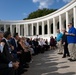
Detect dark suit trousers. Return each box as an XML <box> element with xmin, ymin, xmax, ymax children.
<box><xmin>63</xmin><ymin>44</ymin><xmax>70</xmax><ymax>57</ymax></box>
<box><xmin>0</xmin><ymin>68</ymin><xmax>15</xmax><ymax>75</ymax></box>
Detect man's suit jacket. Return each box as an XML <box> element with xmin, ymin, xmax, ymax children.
<box><xmin>1</xmin><ymin>39</ymin><xmax>14</xmax><ymax>61</ymax></box>
<box><xmin>0</xmin><ymin>39</ymin><xmax>15</xmax><ymax>67</ymax></box>
<box><xmin>62</xmin><ymin>33</ymin><xmax>68</xmax><ymax>45</ymax></box>
<box><xmin>9</xmin><ymin>38</ymin><xmax>17</xmax><ymax>53</ymax></box>
<box><xmin>0</xmin><ymin>51</ymin><xmax>9</xmax><ymax>69</ymax></box>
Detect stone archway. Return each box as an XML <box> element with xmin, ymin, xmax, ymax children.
<box><xmin>39</xmin><ymin>25</ymin><xmax>42</xmax><ymax>35</ymax></box>
<box><xmin>64</xmin><ymin>20</ymin><xmax>66</xmax><ymax>29</ymax></box>
<box><xmin>33</xmin><ymin>26</ymin><xmax>36</xmax><ymax>35</ymax></box>
<box><xmin>44</xmin><ymin>25</ymin><xmax>47</xmax><ymax>34</ymax></box>
<box><xmin>7</xmin><ymin>27</ymin><xmax>10</xmax><ymax>32</ymax></box>
<box><xmin>0</xmin><ymin>27</ymin><xmax>4</xmax><ymax>32</ymax></box>
<box><xmin>20</xmin><ymin>25</ymin><xmax>24</xmax><ymax>36</ymax></box>
<box><xmin>51</xmin><ymin>23</ymin><xmax>53</xmax><ymax>34</ymax></box>
<box><xmin>57</xmin><ymin>22</ymin><xmax>59</xmax><ymax>29</ymax></box>
<box><xmin>14</xmin><ymin>27</ymin><xmax>16</xmax><ymax>35</ymax></box>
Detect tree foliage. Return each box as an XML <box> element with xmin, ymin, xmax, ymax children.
<box><xmin>23</xmin><ymin>8</ymin><xmax>57</xmax><ymax>20</ymax></box>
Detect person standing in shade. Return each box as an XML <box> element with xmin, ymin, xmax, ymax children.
<box><xmin>56</xmin><ymin>29</ymin><xmax>63</xmax><ymax>54</ymax></box>
<box><xmin>66</xmin><ymin>23</ymin><xmax>76</xmax><ymax>61</ymax></box>
<box><xmin>62</xmin><ymin>28</ymin><xmax>70</xmax><ymax>58</ymax></box>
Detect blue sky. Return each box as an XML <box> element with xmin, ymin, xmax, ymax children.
<box><xmin>0</xmin><ymin>0</ymin><xmax>71</xmax><ymax>20</ymax></box>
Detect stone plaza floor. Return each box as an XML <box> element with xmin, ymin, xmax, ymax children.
<box><xmin>22</xmin><ymin>49</ymin><xmax>76</xmax><ymax>75</ymax></box>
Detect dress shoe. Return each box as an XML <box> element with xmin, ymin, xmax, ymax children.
<box><xmin>23</xmin><ymin>64</ymin><xmax>29</xmax><ymax>68</ymax></box>
<box><xmin>67</xmin><ymin>55</ymin><xmax>70</xmax><ymax>57</ymax></box>
<box><xmin>68</xmin><ymin>58</ymin><xmax>72</xmax><ymax>60</ymax></box>
<box><xmin>62</xmin><ymin>56</ymin><xmax>66</xmax><ymax>58</ymax></box>
<box><xmin>18</xmin><ymin>69</ymin><xmax>28</xmax><ymax>75</ymax></box>
<box><xmin>68</xmin><ymin>58</ymin><xmax>76</xmax><ymax>62</ymax></box>
<box><xmin>24</xmin><ymin>69</ymin><xmax>28</xmax><ymax>72</ymax></box>
<box><xmin>58</xmin><ymin>53</ymin><xmax>63</xmax><ymax>54</ymax></box>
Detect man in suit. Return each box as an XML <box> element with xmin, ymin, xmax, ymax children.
<box><xmin>9</xmin><ymin>33</ymin><xmax>20</xmax><ymax>60</ymax></box>
<box><xmin>10</xmin><ymin>33</ymin><xmax>28</xmax><ymax>75</ymax></box>
<box><xmin>0</xmin><ymin>31</ymin><xmax>19</xmax><ymax>75</ymax></box>
<box><xmin>62</xmin><ymin>29</ymin><xmax>70</xmax><ymax>58</ymax></box>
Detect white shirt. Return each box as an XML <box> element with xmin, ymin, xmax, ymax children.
<box><xmin>0</xmin><ymin>44</ymin><xmax>4</xmax><ymax>53</ymax></box>
<box><xmin>0</xmin><ymin>41</ymin><xmax>13</xmax><ymax>68</ymax></box>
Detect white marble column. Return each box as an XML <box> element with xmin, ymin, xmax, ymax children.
<box><xmin>12</xmin><ymin>25</ymin><xmax>15</xmax><ymax>36</ymax></box>
<box><xmin>24</xmin><ymin>24</ymin><xmax>26</xmax><ymax>37</ymax></box>
<box><xmin>4</xmin><ymin>24</ymin><xmax>6</xmax><ymax>32</ymax></box>
<box><xmin>16</xmin><ymin>24</ymin><xmax>20</xmax><ymax>36</ymax></box>
<box><xmin>47</xmin><ymin>20</ymin><xmax>50</xmax><ymax>35</ymax></box>
<box><xmin>59</xmin><ymin>15</ymin><xmax>63</xmax><ymax>32</ymax></box>
<box><xmin>32</xmin><ymin>23</ymin><xmax>33</xmax><ymax>36</ymax></box>
<box><xmin>10</xmin><ymin>25</ymin><xmax>13</xmax><ymax>35</ymax></box>
<box><xmin>19</xmin><ymin>25</ymin><xmax>20</xmax><ymax>36</ymax></box>
<box><xmin>26</xmin><ymin>25</ymin><xmax>28</xmax><ymax>36</ymax></box>
<box><xmin>36</xmin><ymin>22</ymin><xmax>39</xmax><ymax>35</ymax></box>
<box><xmin>73</xmin><ymin>7</ymin><xmax>76</xmax><ymax>28</ymax></box>
<box><xmin>42</xmin><ymin>21</ymin><xmax>44</xmax><ymax>35</ymax></box>
<box><xmin>66</xmin><ymin>11</ymin><xmax>69</xmax><ymax>31</ymax></box>
<box><xmin>20</xmin><ymin>25</ymin><xmax>24</xmax><ymax>36</ymax></box>
<box><xmin>53</xmin><ymin>18</ymin><xmax>56</xmax><ymax>34</ymax></box>
<box><xmin>16</xmin><ymin>25</ymin><xmax>18</xmax><ymax>33</ymax></box>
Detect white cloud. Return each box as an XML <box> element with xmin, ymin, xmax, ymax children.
<box><xmin>23</xmin><ymin>13</ymin><xmax>27</xmax><ymax>16</ymax></box>
<box><xmin>32</xmin><ymin>0</ymin><xmax>71</xmax><ymax>9</ymax></box>
<box><xmin>33</xmin><ymin>0</ymin><xmax>53</xmax><ymax>9</ymax></box>
<box><xmin>63</xmin><ymin>0</ymin><xmax>71</xmax><ymax>3</ymax></box>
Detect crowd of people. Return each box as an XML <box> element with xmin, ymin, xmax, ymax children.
<box><xmin>56</xmin><ymin>23</ymin><xmax>76</xmax><ymax>61</ymax></box>
<box><xmin>0</xmin><ymin>23</ymin><xmax>76</xmax><ymax>75</ymax></box>
<box><xmin>0</xmin><ymin>31</ymin><xmax>50</xmax><ymax>75</ymax></box>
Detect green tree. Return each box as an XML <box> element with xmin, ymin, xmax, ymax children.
<box><xmin>23</xmin><ymin>8</ymin><xmax>57</xmax><ymax>20</ymax></box>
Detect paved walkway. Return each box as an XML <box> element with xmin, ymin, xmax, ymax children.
<box><xmin>22</xmin><ymin>50</ymin><xmax>76</xmax><ymax>75</ymax></box>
